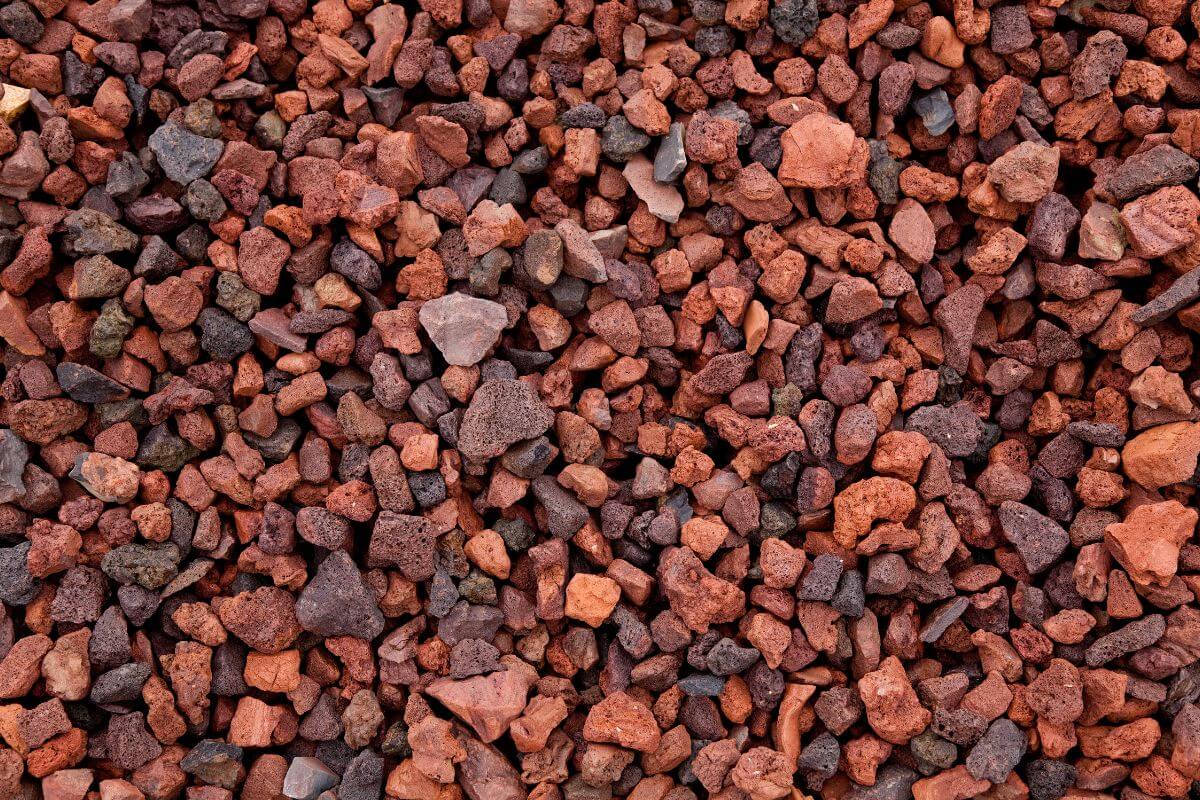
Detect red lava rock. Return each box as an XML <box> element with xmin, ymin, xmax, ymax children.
<box><xmin>1105</xmin><ymin>500</ymin><xmax>1197</xmax><ymax>586</ymax></box>
<box><xmin>426</xmin><ymin>668</ymin><xmax>533</xmax><ymax>743</ymax></box>
<box><xmin>858</xmin><ymin>655</ymin><xmax>933</xmax><ymax>745</ymax></box>
<box><xmin>582</xmin><ymin>691</ymin><xmax>661</xmax><ymax>753</ymax></box>
<box><xmin>0</xmin><ymin>0</ymin><xmax>1194</xmax><ymax>796</ymax></box>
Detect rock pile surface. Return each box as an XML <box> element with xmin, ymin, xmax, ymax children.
<box><xmin>0</xmin><ymin>0</ymin><xmax>1198</xmax><ymax>799</ymax></box>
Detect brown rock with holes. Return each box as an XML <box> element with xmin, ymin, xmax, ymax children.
<box><xmin>426</xmin><ymin>668</ymin><xmax>533</xmax><ymax>743</ymax></box>
<box><xmin>778</xmin><ymin>114</ymin><xmax>869</xmax><ymax>189</ymax></box>
<box><xmin>583</xmin><ymin>691</ymin><xmax>662</xmax><ymax>752</ymax></box>
<box><xmin>858</xmin><ymin>656</ymin><xmax>931</xmax><ymax>744</ymax></box>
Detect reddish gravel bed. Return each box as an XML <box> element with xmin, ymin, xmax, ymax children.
<box><xmin>1</xmin><ymin>0</ymin><xmax>1200</xmax><ymax>799</ymax></box>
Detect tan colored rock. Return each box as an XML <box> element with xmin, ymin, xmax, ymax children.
<box><xmin>987</xmin><ymin>141</ymin><xmax>1060</xmax><ymax>203</ymax></box>
<box><xmin>72</xmin><ymin>453</ymin><xmax>140</xmax><ymax>504</ymax></box>
<box><xmin>966</xmin><ymin>227</ymin><xmax>1026</xmax><ymax>275</ymax></box>
<box><xmin>889</xmin><ymin>199</ymin><xmax>935</xmax><ymax>263</ymax></box>
<box><xmin>42</xmin><ymin>629</ymin><xmax>90</xmax><ymax>702</ymax></box>
<box><xmin>1122</xmin><ymin>421</ymin><xmax>1200</xmax><ymax>488</ymax></box>
<box><xmin>623</xmin><ymin>154</ymin><xmax>684</xmax><ymax>223</ymax></box>
<box><xmin>510</xmin><ymin>695</ymin><xmax>568</xmax><ymax>753</ymax></box>
<box><xmin>680</xmin><ymin>516</ymin><xmax>729</xmax><ymax>560</ymax></box>
<box><xmin>1129</xmin><ymin>366</ymin><xmax>1193</xmax><ymax>413</ymax></box>
<box><xmin>504</xmin><ymin>0</ymin><xmax>560</xmax><ymax>35</ymax></box>
<box><xmin>418</xmin><ymin>292</ymin><xmax>507</xmax><ymax>367</ymax></box>
<box><xmin>1079</xmin><ymin>201</ymin><xmax>1126</xmax><ymax>260</ymax></box>
<box><xmin>857</xmin><ymin>655</ymin><xmax>931</xmax><ymax>744</ymax></box>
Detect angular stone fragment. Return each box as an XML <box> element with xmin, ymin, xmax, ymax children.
<box><xmin>148</xmin><ymin>121</ymin><xmax>224</xmax><ymax>184</ymax></box>
<box><xmin>583</xmin><ymin>691</ymin><xmax>661</xmax><ymax>752</ymax></box>
<box><xmin>1121</xmin><ymin>422</ymin><xmax>1200</xmax><ymax>488</ymax></box>
<box><xmin>555</xmin><ymin>219</ymin><xmax>607</xmax><ymax>282</ymax></box>
<box><xmin>1120</xmin><ymin>185</ymin><xmax>1200</xmax><ymax>258</ymax></box>
<box><xmin>988</xmin><ymin>141</ymin><xmax>1059</xmax><ymax>203</ymax></box>
<box><xmin>418</xmin><ymin>292</ymin><xmax>507</xmax><ymax>366</ymax></box>
<box><xmin>0</xmin><ymin>428</ymin><xmax>27</xmax><ymax>503</ymax></box>
<box><xmin>1086</xmin><ymin>614</ymin><xmax>1166</xmax><ymax>667</ymax></box>
<box><xmin>295</xmin><ymin>551</ymin><xmax>384</xmax><ymax>640</ymax></box>
<box><xmin>889</xmin><ymin>199</ymin><xmax>935</xmax><ymax>263</ymax></box>
<box><xmin>1131</xmin><ymin>266</ymin><xmax>1200</xmax><ymax>325</ymax></box>
<box><xmin>1107</xmin><ymin>144</ymin><xmax>1199</xmax><ymax>200</ymax></box>
<box><xmin>657</xmin><ymin>546</ymin><xmax>746</xmax><ymax>632</ymax></box>
<box><xmin>653</xmin><ymin>122</ymin><xmax>687</xmax><ymax>182</ymax></box>
<box><xmin>457</xmin><ymin>379</ymin><xmax>555</xmax><ymax>461</ymax></box>
<box><xmin>1078</xmin><ymin>201</ymin><xmax>1126</xmax><ymax>261</ymax></box>
<box><xmin>858</xmin><ymin>656</ymin><xmax>931</xmax><ymax>744</ymax></box>
<box><xmin>1105</xmin><ymin>500</ymin><xmax>1196</xmax><ymax>586</ymax></box>
<box><xmin>997</xmin><ymin>501</ymin><xmax>1069</xmax><ymax>575</ymax></box>
<box><xmin>427</xmin><ymin>668</ymin><xmax>532</xmax><ymax>742</ymax></box>
<box><xmin>622</xmin><ymin>153</ymin><xmax>683</xmax><ymax>223</ymax></box>
<box><xmin>71</xmin><ymin>453</ymin><xmax>141</xmax><ymax>504</ymax></box>
<box><xmin>447</xmin><ymin>736</ymin><xmax>519</xmax><ymax>800</ymax></box>
<box><xmin>1072</xmin><ymin>30</ymin><xmax>1127</xmax><ymax>99</ymax></box>
<box><xmin>369</xmin><ymin>512</ymin><xmax>436</xmax><ymax>580</ymax></box>
<box><xmin>282</xmin><ymin>757</ymin><xmax>337</xmax><ymax>800</ymax></box>
<box><xmin>965</xmin><ymin>718</ymin><xmax>1025</xmax><ymax>782</ymax></box>
<box><xmin>933</xmin><ymin>284</ymin><xmax>987</xmax><ymax>373</ymax></box>
<box><xmin>779</xmin><ymin>113</ymin><xmax>869</xmax><ymax>188</ymax></box>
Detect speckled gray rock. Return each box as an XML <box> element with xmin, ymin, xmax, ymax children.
<box><xmin>799</xmin><ymin>553</ymin><xmax>844</xmax><ymax>601</ymax></box>
<box><xmin>706</xmin><ymin>637</ymin><xmax>761</xmax><ymax>675</ymax></box>
<box><xmin>338</xmin><ymin>749</ymin><xmax>384</xmax><ymax>800</ymax></box>
<box><xmin>0</xmin><ymin>429</ymin><xmax>27</xmax><ymax>504</ymax></box>
<box><xmin>0</xmin><ymin>542</ymin><xmax>40</xmax><ymax>605</ymax></box>
<box><xmin>966</xmin><ymin>718</ymin><xmax>1026</xmax><ymax>782</ymax></box>
<box><xmin>905</xmin><ymin>403</ymin><xmax>984</xmax><ymax>458</ymax></box>
<box><xmin>600</xmin><ymin>115</ymin><xmax>651</xmax><ymax>162</ymax></box>
<box><xmin>1086</xmin><ymin>614</ymin><xmax>1166</xmax><ymax>667</ymax></box>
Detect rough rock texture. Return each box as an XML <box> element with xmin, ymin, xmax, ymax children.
<box><xmin>0</xmin><ymin>1</ymin><xmax>1197</xmax><ymax>799</ymax></box>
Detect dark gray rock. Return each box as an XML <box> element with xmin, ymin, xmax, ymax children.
<box><xmin>295</xmin><ymin>551</ymin><xmax>385</xmax><ymax>640</ymax></box>
<box><xmin>148</xmin><ymin>121</ymin><xmax>224</xmax><ymax>184</ymax></box>
<box><xmin>966</xmin><ymin>718</ymin><xmax>1026</xmax><ymax>782</ymax></box>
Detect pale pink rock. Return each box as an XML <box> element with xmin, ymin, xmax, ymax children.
<box><xmin>623</xmin><ymin>154</ymin><xmax>684</xmax><ymax>223</ymax></box>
